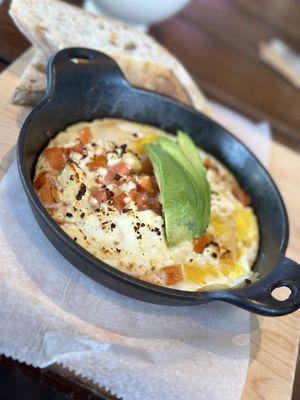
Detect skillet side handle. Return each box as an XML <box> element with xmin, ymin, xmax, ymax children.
<box><xmin>46</xmin><ymin>47</ymin><xmax>129</xmax><ymax>98</ymax></box>
<box><xmin>208</xmin><ymin>257</ymin><xmax>300</xmax><ymax>316</ymax></box>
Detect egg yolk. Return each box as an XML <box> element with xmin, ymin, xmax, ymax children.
<box><xmin>184</xmin><ymin>264</ymin><xmax>220</xmax><ymax>285</ymax></box>
<box><xmin>210</xmin><ymin>214</ymin><xmax>232</xmax><ymax>238</ymax></box>
<box><xmin>235</xmin><ymin>208</ymin><xmax>258</xmax><ymax>247</ymax></box>
<box><xmin>131</xmin><ymin>133</ymin><xmax>158</xmax><ymax>154</ymax></box>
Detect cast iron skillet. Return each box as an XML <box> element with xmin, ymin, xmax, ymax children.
<box><xmin>17</xmin><ymin>48</ymin><xmax>300</xmax><ymax>316</ymax></box>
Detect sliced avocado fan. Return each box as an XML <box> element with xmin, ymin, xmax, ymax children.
<box><xmin>145</xmin><ymin>131</ymin><xmax>211</xmax><ymax>247</ymax></box>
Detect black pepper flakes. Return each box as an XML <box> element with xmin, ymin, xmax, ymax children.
<box><xmin>120</xmin><ymin>144</ymin><xmax>127</xmax><ymax>155</ymax></box>
<box><xmin>66</xmin><ymin>212</ymin><xmax>73</xmax><ymax>218</ymax></box>
<box><xmin>154</xmin><ymin>227</ymin><xmax>161</xmax><ymax>236</ymax></box>
<box><xmin>132</xmin><ymin>133</ymin><xmax>138</xmax><ymax>138</ymax></box>
<box><xmin>80</xmin><ymin>212</ymin><xmax>85</xmax><ymax>218</ymax></box>
<box><xmin>73</xmin><ymin>237</ymin><xmax>77</xmax><ymax>242</ymax></box>
<box><xmin>106</xmin><ymin>189</ymin><xmax>114</xmax><ymax>199</ymax></box>
<box><xmin>212</xmin><ymin>252</ymin><xmax>217</xmax><ymax>258</ymax></box>
<box><xmin>70</xmin><ymin>174</ymin><xmax>74</xmax><ymax>181</ymax></box>
<box><xmin>76</xmin><ymin>183</ymin><xmax>86</xmax><ymax>200</ymax></box>
<box><xmin>111</xmin><ymin>223</ymin><xmax>116</xmax><ymax>229</ymax></box>
<box><xmin>114</xmin><ymin>173</ymin><xmax>122</xmax><ymax>181</ymax></box>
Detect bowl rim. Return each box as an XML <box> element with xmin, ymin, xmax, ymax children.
<box><xmin>17</xmin><ymin>96</ymin><xmax>290</xmax><ymax>301</ymax></box>
<box><xmin>17</xmin><ymin>47</ymin><xmax>290</xmax><ymax>303</ymax></box>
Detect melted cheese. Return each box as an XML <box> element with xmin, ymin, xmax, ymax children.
<box><xmin>34</xmin><ymin>118</ymin><xmax>259</xmax><ymax>291</ymax></box>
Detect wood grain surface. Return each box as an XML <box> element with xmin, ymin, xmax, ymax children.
<box><xmin>2</xmin><ymin>0</ymin><xmax>300</xmax><ymax>148</ymax></box>
<box><xmin>151</xmin><ymin>0</ymin><xmax>300</xmax><ymax>150</ymax></box>
<box><xmin>1</xmin><ymin>0</ymin><xmax>300</xmax><ymax>398</ymax></box>
<box><xmin>0</xmin><ymin>48</ymin><xmax>300</xmax><ymax>400</ymax></box>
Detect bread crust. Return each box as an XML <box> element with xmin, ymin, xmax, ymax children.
<box><xmin>10</xmin><ymin>0</ymin><xmax>211</xmax><ymax>114</ymax></box>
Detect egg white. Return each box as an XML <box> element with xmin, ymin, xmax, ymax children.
<box><xmin>34</xmin><ymin>119</ymin><xmax>259</xmax><ymax>290</ymax></box>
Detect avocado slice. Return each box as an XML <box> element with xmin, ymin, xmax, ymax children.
<box><xmin>145</xmin><ymin>131</ymin><xmax>211</xmax><ymax>246</ymax></box>
<box><xmin>145</xmin><ymin>143</ymin><xmax>203</xmax><ymax>247</ymax></box>
<box><xmin>177</xmin><ymin>131</ymin><xmax>211</xmax><ymax>232</ymax></box>
<box><xmin>159</xmin><ymin>133</ymin><xmax>211</xmax><ymax>233</ymax></box>
<box><xmin>158</xmin><ymin>137</ymin><xmax>196</xmax><ymax>180</ymax></box>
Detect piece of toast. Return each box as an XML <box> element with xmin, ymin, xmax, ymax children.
<box><xmin>10</xmin><ymin>0</ymin><xmax>211</xmax><ymax>114</ymax></box>
<box><xmin>12</xmin><ymin>50</ymin><xmax>47</xmax><ymax>106</ymax></box>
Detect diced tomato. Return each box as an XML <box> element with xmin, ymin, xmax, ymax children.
<box><xmin>70</xmin><ymin>142</ymin><xmax>85</xmax><ymax>154</ymax></box>
<box><xmin>106</xmin><ymin>162</ymin><xmax>130</xmax><ymax>182</ymax></box>
<box><xmin>80</xmin><ymin>126</ymin><xmax>92</xmax><ymax>144</ymax></box>
<box><xmin>110</xmin><ymin>162</ymin><xmax>130</xmax><ymax>176</ymax></box>
<box><xmin>145</xmin><ymin>196</ymin><xmax>162</xmax><ymax>215</ymax></box>
<box><xmin>39</xmin><ymin>182</ymin><xmax>60</xmax><ymax>207</ymax></box>
<box><xmin>51</xmin><ymin>186</ymin><xmax>60</xmax><ymax>203</ymax></box>
<box><xmin>130</xmin><ymin>189</ymin><xmax>161</xmax><ymax>214</ymax></box>
<box><xmin>138</xmin><ymin>175</ymin><xmax>158</xmax><ymax>196</ymax></box>
<box><xmin>33</xmin><ymin>171</ymin><xmax>60</xmax><ymax>207</ymax></box>
<box><xmin>129</xmin><ymin>189</ymin><xmax>148</xmax><ymax>211</ymax></box>
<box><xmin>44</xmin><ymin>147</ymin><xmax>69</xmax><ymax>172</ymax></box>
<box><xmin>193</xmin><ymin>233</ymin><xmax>213</xmax><ymax>254</ymax></box>
<box><xmin>90</xmin><ymin>187</ymin><xmax>108</xmax><ymax>203</ymax></box>
<box><xmin>114</xmin><ymin>192</ymin><xmax>127</xmax><ymax>211</ymax></box>
<box><xmin>33</xmin><ymin>171</ymin><xmax>50</xmax><ymax>190</ymax></box>
<box><xmin>232</xmin><ymin>184</ymin><xmax>251</xmax><ymax>206</ymax></box>
<box><xmin>87</xmin><ymin>155</ymin><xmax>107</xmax><ymax>171</ymax></box>
<box><xmin>204</xmin><ymin>158</ymin><xmax>219</xmax><ymax>173</ymax></box>
<box><xmin>141</xmin><ymin>155</ymin><xmax>153</xmax><ymax>175</ymax></box>
<box><xmin>163</xmin><ymin>265</ymin><xmax>183</xmax><ymax>285</ymax></box>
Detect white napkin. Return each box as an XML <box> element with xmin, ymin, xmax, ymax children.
<box><xmin>0</xmin><ymin>105</ymin><xmax>271</xmax><ymax>400</ymax></box>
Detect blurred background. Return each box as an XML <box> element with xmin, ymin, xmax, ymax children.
<box><xmin>0</xmin><ymin>0</ymin><xmax>299</xmax><ymax>399</ymax></box>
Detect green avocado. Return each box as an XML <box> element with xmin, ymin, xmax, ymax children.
<box><xmin>145</xmin><ymin>131</ymin><xmax>211</xmax><ymax>247</ymax></box>
<box><xmin>177</xmin><ymin>131</ymin><xmax>211</xmax><ymax>232</ymax></box>
<box><xmin>145</xmin><ymin>143</ymin><xmax>203</xmax><ymax>247</ymax></box>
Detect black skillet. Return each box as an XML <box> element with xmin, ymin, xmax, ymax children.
<box><xmin>17</xmin><ymin>48</ymin><xmax>300</xmax><ymax>316</ymax></box>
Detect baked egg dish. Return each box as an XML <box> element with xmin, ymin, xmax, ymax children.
<box><xmin>33</xmin><ymin>118</ymin><xmax>259</xmax><ymax>291</ymax></box>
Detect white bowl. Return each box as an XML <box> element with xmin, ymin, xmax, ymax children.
<box><xmin>84</xmin><ymin>0</ymin><xmax>189</xmax><ymax>30</ymax></box>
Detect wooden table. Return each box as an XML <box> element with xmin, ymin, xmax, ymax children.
<box><xmin>2</xmin><ymin>0</ymin><xmax>300</xmax><ymax>150</ymax></box>
<box><xmin>0</xmin><ymin>1</ymin><xmax>300</xmax><ymax>399</ymax></box>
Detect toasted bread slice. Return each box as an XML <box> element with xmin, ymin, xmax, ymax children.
<box><xmin>10</xmin><ymin>0</ymin><xmax>210</xmax><ymax>114</ymax></box>
<box><xmin>12</xmin><ymin>50</ymin><xmax>47</xmax><ymax>106</ymax></box>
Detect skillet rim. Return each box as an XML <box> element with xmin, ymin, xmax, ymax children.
<box><xmin>17</xmin><ymin>48</ymin><xmax>292</xmax><ymax>308</ymax></box>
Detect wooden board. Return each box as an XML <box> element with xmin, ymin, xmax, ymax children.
<box><xmin>1</xmin><ymin>50</ymin><xmax>300</xmax><ymax>400</ymax></box>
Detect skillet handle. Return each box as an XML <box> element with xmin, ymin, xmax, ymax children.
<box><xmin>46</xmin><ymin>47</ymin><xmax>129</xmax><ymax>98</ymax></box>
<box><xmin>208</xmin><ymin>257</ymin><xmax>300</xmax><ymax>316</ymax></box>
